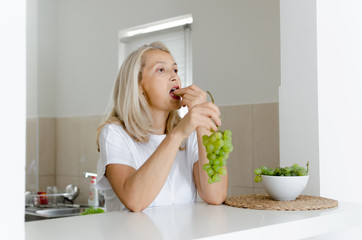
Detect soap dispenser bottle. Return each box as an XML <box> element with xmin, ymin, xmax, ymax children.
<box><xmin>88</xmin><ymin>176</ymin><xmax>99</xmax><ymax>207</ymax></box>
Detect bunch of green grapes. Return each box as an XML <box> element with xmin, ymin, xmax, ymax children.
<box><xmin>202</xmin><ymin>91</ymin><xmax>233</xmax><ymax>184</ymax></box>
<box><xmin>254</xmin><ymin>162</ymin><xmax>309</xmax><ymax>183</ymax></box>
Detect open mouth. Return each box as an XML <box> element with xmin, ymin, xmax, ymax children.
<box><xmin>169</xmin><ymin>86</ymin><xmax>180</xmax><ymax>100</ymax></box>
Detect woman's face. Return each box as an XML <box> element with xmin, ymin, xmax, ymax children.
<box><xmin>140</xmin><ymin>49</ymin><xmax>182</xmax><ymax>112</ymax></box>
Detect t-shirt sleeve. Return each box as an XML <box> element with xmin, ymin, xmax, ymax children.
<box><xmin>96</xmin><ymin>124</ymin><xmax>136</xmax><ymax>190</ymax></box>
<box><xmin>188</xmin><ymin>131</ymin><xmax>199</xmax><ymax>164</ymax></box>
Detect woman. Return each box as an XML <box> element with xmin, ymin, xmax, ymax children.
<box><xmin>96</xmin><ymin>42</ymin><xmax>227</xmax><ymax>212</ymax></box>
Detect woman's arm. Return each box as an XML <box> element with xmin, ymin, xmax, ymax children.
<box><xmin>106</xmin><ymin>131</ymin><xmax>185</xmax><ymax>212</ymax></box>
<box><xmin>193</xmin><ymin>127</ymin><xmax>228</xmax><ymax>204</ymax></box>
<box><xmin>106</xmin><ymin>131</ymin><xmax>183</xmax><ymax>212</ymax></box>
<box><xmin>174</xmin><ymin>85</ymin><xmax>228</xmax><ymax>204</ymax></box>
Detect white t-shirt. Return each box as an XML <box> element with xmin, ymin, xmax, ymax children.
<box><xmin>96</xmin><ymin>123</ymin><xmax>199</xmax><ymax>212</ymax></box>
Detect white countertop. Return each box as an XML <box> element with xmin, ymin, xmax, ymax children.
<box><xmin>25</xmin><ymin>201</ymin><xmax>362</xmax><ymax>240</ymax></box>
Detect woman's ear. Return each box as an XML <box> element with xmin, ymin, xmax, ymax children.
<box><xmin>139</xmin><ymin>86</ymin><xmax>145</xmax><ymax>96</ymax></box>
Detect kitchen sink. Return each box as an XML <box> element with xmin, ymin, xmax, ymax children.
<box><xmin>35</xmin><ymin>207</ymin><xmax>85</xmax><ymax>217</ymax></box>
<box><xmin>25</xmin><ymin>205</ymin><xmax>87</xmax><ymax>222</ymax></box>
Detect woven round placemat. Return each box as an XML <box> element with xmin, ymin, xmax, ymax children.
<box><xmin>224</xmin><ymin>194</ymin><xmax>338</xmax><ymax>211</ymax></box>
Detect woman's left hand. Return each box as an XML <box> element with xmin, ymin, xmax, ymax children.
<box><xmin>173</xmin><ymin>85</ymin><xmax>207</xmax><ymax>109</ymax></box>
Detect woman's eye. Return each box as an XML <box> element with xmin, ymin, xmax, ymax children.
<box><xmin>174</xmin><ymin>69</ymin><xmax>178</xmax><ymax>73</ymax></box>
<box><xmin>158</xmin><ymin>68</ymin><xmax>164</xmax><ymax>73</ymax></box>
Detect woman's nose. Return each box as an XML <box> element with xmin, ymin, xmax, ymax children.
<box><xmin>170</xmin><ymin>71</ymin><xmax>177</xmax><ymax>81</ymax></box>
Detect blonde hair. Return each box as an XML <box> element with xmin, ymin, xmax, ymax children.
<box><xmin>97</xmin><ymin>41</ymin><xmax>181</xmax><ymax>151</ymax></box>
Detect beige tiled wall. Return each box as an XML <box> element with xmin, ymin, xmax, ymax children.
<box><xmin>26</xmin><ymin>103</ymin><xmax>279</xmax><ymax>205</ymax></box>
<box><xmin>26</xmin><ymin>118</ymin><xmax>57</xmax><ymax>193</ymax></box>
<box><xmin>56</xmin><ymin>115</ymin><xmax>102</xmax><ymax>204</ymax></box>
<box><xmin>251</xmin><ymin>103</ymin><xmax>280</xmax><ymax>191</ymax></box>
<box><xmin>26</xmin><ymin>118</ymin><xmax>37</xmax><ymax>193</ymax></box>
<box><xmin>38</xmin><ymin>118</ymin><xmax>56</xmax><ymax>191</ymax></box>
<box><xmin>219</xmin><ymin>103</ymin><xmax>279</xmax><ymax>197</ymax></box>
<box><xmin>26</xmin><ymin>115</ymin><xmax>102</xmax><ymax>204</ymax></box>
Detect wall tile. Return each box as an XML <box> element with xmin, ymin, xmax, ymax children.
<box><xmin>79</xmin><ymin>115</ymin><xmax>102</xmax><ymax>176</ymax></box>
<box><xmin>220</xmin><ymin>105</ymin><xmax>254</xmax><ymax>189</ymax></box>
<box><xmin>252</xmin><ymin>103</ymin><xmax>279</xmax><ymax>188</ymax></box>
<box><xmin>56</xmin><ymin>117</ymin><xmax>81</xmax><ymax>176</ymax></box>
<box><xmin>79</xmin><ymin>176</ymin><xmax>92</xmax><ymax>205</ymax></box>
<box><xmin>227</xmin><ymin>187</ymin><xmax>254</xmax><ymax>197</ymax></box>
<box><xmin>26</xmin><ymin>175</ymin><xmax>37</xmax><ymax>193</ymax></box>
<box><xmin>26</xmin><ymin>118</ymin><xmax>37</xmax><ymax>175</ymax></box>
<box><xmin>26</xmin><ymin>118</ymin><xmax>37</xmax><ymax>192</ymax></box>
<box><xmin>253</xmin><ymin>187</ymin><xmax>267</xmax><ymax>195</ymax></box>
<box><xmin>38</xmin><ymin>118</ymin><xmax>56</xmax><ymax>175</ymax></box>
<box><xmin>38</xmin><ymin>175</ymin><xmax>56</xmax><ymax>192</ymax></box>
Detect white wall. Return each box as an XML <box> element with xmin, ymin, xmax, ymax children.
<box><xmin>317</xmin><ymin>0</ymin><xmax>362</xmax><ymax>202</ymax></box>
<box><xmin>27</xmin><ymin>0</ymin><xmax>38</xmax><ymax>117</ymax></box>
<box><xmin>27</xmin><ymin>0</ymin><xmax>57</xmax><ymax>118</ymax></box>
<box><xmin>0</xmin><ymin>0</ymin><xmax>26</xmax><ymax>237</ymax></box>
<box><xmin>37</xmin><ymin>0</ymin><xmax>57</xmax><ymax>117</ymax></box>
<box><xmin>280</xmin><ymin>0</ymin><xmax>362</xmax><ymax>202</ymax></box>
<box><xmin>30</xmin><ymin>0</ymin><xmax>280</xmax><ymax>117</ymax></box>
<box><xmin>279</xmin><ymin>0</ymin><xmax>320</xmax><ymax>196</ymax></box>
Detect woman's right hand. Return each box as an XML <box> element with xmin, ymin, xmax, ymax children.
<box><xmin>173</xmin><ymin>102</ymin><xmax>221</xmax><ymax>140</ymax></box>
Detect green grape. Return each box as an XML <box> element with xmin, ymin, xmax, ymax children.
<box><xmin>213</xmin><ymin>165</ymin><xmax>221</xmax><ymax>173</ymax></box>
<box><xmin>207</xmin><ymin>168</ymin><xmax>214</xmax><ymax>177</ymax></box>
<box><xmin>213</xmin><ymin>159</ymin><xmax>220</xmax><ymax>166</ymax></box>
<box><xmin>218</xmin><ymin>167</ymin><xmax>227</xmax><ymax>176</ymax></box>
<box><xmin>215</xmin><ymin>139</ymin><xmax>224</xmax><ymax>149</ymax></box>
<box><xmin>212</xmin><ymin>174</ymin><xmax>221</xmax><ymax>182</ymax></box>
<box><xmin>254</xmin><ymin>168</ymin><xmax>262</xmax><ymax>175</ymax></box>
<box><xmin>207</xmin><ymin>153</ymin><xmax>216</xmax><ymax>161</ymax></box>
<box><xmin>254</xmin><ymin>162</ymin><xmax>310</xmax><ymax>182</ymax></box>
<box><xmin>215</xmin><ymin>132</ymin><xmax>222</xmax><ymax>139</ymax></box>
<box><xmin>203</xmin><ymin>163</ymin><xmax>211</xmax><ymax>171</ymax></box>
<box><xmin>254</xmin><ymin>175</ymin><xmax>262</xmax><ymax>183</ymax></box>
<box><xmin>223</xmin><ymin>141</ymin><xmax>231</xmax><ymax>148</ymax></box>
<box><xmin>202</xmin><ymin>91</ymin><xmax>233</xmax><ymax>184</ymax></box>
<box><xmin>210</xmin><ymin>134</ymin><xmax>217</xmax><ymax>143</ymax></box>
<box><xmin>292</xmin><ymin>163</ymin><xmax>299</xmax><ymax>170</ymax></box>
<box><xmin>274</xmin><ymin>168</ymin><xmax>281</xmax><ymax>176</ymax></box>
<box><xmin>219</xmin><ymin>149</ymin><xmax>225</xmax><ymax>157</ymax></box>
<box><xmin>223</xmin><ymin>135</ymin><xmax>232</xmax><ymax>142</ymax></box>
<box><xmin>298</xmin><ymin>168</ymin><xmax>307</xmax><ymax>176</ymax></box>
<box><xmin>266</xmin><ymin>168</ymin><xmax>275</xmax><ymax>176</ymax></box>
<box><xmin>206</xmin><ymin>143</ymin><xmax>214</xmax><ymax>153</ymax></box>
<box><xmin>224</xmin><ymin>130</ymin><xmax>232</xmax><ymax>137</ymax></box>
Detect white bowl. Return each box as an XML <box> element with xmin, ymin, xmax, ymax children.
<box><xmin>262</xmin><ymin>175</ymin><xmax>309</xmax><ymax>201</ymax></box>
